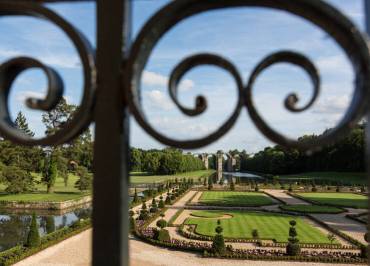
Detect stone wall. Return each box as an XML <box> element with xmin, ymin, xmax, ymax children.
<box><xmin>0</xmin><ymin>195</ymin><xmax>92</xmax><ymax>210</ymax></box>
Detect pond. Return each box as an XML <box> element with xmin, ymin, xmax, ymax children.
<box><xmin>0</xmin><ymin>204</ymin><xmax>92</xmax><ymax>252</ymax></box>
<box><xmin>220</xmin><ymin>172</ymin><xmax>264</xmax><ymax>183</ymax></box>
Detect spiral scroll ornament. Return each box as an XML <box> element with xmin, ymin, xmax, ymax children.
<box><xmin>0</xmin><ymin>1</ymin><xmax>96</xmax><ymax>146</ymax></box>
<box><xmin>126</xmin><ymin>0</ymin><xmax>370</xmax><ymax>151</ymax></box>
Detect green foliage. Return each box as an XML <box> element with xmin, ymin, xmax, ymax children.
<box><xmin>42</xmin><ymin>157</ymin><xmax>58</xmax><ymax>193</ymax></box>
<box><xmin>15</xmin><ymin>111</ymin><xmax>34</xmax><ymax>137</ymax></box>
<box><xmin>252</xmin><ymin>229</ymin><xmax>259</xmax><ymax>239</ymax></box>
<box><xmin>45</xmin><ymin>216</ymin><xmax>55</xmax><ymax>234</ymax></box>
<box><xmin>212</xmin><ymin>234</ymin><xmax>225</xmax><ymax>255</ymax></box>
<box><xmin>2</xmin><ymin>165</ymin><xmax>35</xmax><ymax>194</ymax></box>
<box><xmin>74</xmin><ymin>166</ymin><xmax>92</xmax><ymax>191</ymax></box>
<box><xmin>157</xmin><ymin>229</ymin><xmax>170</xmax><ymax>242</ymax></box>
<box><xmin>287</xmin><ymin>219</ymin><xmax>300</xmax><ymax>256</ymax></box>
<box><xmin>327</xmin><ymin>233</ymin><xmax>336</xmax><ymax>244</ymax></box>
<box><xmin>240</xmin><ymin>124</ymin><xmax>365</xmax><ymax>176</ymax></box>
<box><xmin>129</xmin><ymin>148</ymin><xmax>204</xmax><ymax>175</ymax></box>
<box><xmin>129</xmin><ymin>216</ymin><xmax>136</xmax><ymax>233</ymax></box>
<box><xmin>25</xmin><ymin>213</ymin><xmax>40</xmax><ymax>248</ymax></box>
<box><xmin>133</xmin><ymin>188</ymin><xmax>139</xmax><ymax>203</ymax></box>
<box><xmin>156</xmin><ymin>219</ymin><xmax>167</xmax><ymax>229</ymax></box>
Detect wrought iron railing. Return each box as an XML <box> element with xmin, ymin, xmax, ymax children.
<box><xmin>0</xmin><ymin>0</ymin><xmax>369</xmax><ymax>265</ymax></box>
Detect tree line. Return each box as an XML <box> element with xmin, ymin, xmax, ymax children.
<box><xmin>239</xmin><ymin>124</ymin><xmax>365</xmax><ymax>175</ymax></box>
<box><xmin>130</xmin><ymin>147</ymin><xmax>205</xmax><ymax>175</ymax></box>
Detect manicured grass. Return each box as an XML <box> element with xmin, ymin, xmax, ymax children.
<box><xmin>129</xmin><ymin>170</ymin><xmax>214</xmax><ymax>184</ymax></box>
<box><xmin>0</xmin><ymin>192</ymin><xmax>87</xmax><ymax>202</ymax></box>
<box><xmin>280</xmin><ymin>204</ymin><xmax>344</xmax><ymax>214</ymax></box>
<box><xmin>199</xmin><ymin>191</ymin><xmax>275</xmax><ymax>206</ymax></box>
<box><xmin>185</xmin><ymin>210</ymin><xmax>335</xmax><ymax>244</ymax></box>
<box><xmin>295</xmin><ymin>192</ymin><xmax>368</xmax><ymax>209</ymax></box>
<box><xmin>279</xmin><ymin>172</ymin><xmax>366</xmax><ymax>185</ymax></box>
<box><xmin>0</xmin><ymin>173</ymin><xmax>88</xmax><ymax>202</ymax></box>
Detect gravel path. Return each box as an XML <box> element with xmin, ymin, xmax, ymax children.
<box><xmin>149</xmin><ymin>190</ymin><xmax>197</xmax><ymax>227</ymax></box>
<box><xmin>263</xmin><ymin>189</ymin><xmax>309</xmax><ymax>205</ymax></box>
<box><xmin>190</xmin><ymin>191</ymin><xmax>202</xmax><ymax>204</ymax></box>
<box><xmin>16</xmin><ymin>229</ymin><xmax>360</xmax><ymax>266</ymax></box>
<box><xmin>311</xmin><ymin>210</ymin><xmax>367</xmax><ymax>245</ymax></box>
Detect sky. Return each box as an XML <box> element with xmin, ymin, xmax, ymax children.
<box><xmin>0</xmin><ymin>0</ymin><xmax>366</xmax><ymax>154</ymax></box>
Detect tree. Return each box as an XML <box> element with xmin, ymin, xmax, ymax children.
<box><xmin>74</xmin><ymin>166</ymin><xmax>92</xmax><ymax>192</ymax></box>
<box><xmin>212</xmin><ymin>220</ymin><xmax>225</xmax><ymax>255</ymax></box>
<box><xmin>208</xmin><ymin>176</ymin><xmax>213</xmax><ymax>190</ymax></box>
<box><xmin>42</xmin><ymin>157</ymin><xmax>58</xmax><ymax>193</ymax></box>
<box><xmin>45</xmin><ymin>216</ymin><xmax>55</xmax><ymax>234</ymax></box>
<box><xmin>2</xmin><ymin>165</ymin><xmax>35</xmax><ymax>194</ymax></box>
<box><xmin>25</xmin><ymin>213</ymin><xmax>40</xmax><ymax>247</ymax></box>
<box><xmin>286</xmin><ymin>220</ymin><xmax>300</xmax><ymax>256</ymax></box>
<box><xmin>133</xmin><ymin>188</ymin><xmax>139</xmax><ymax>203</ymax></box>
<box><xmin>15</xmin><ymin>111</ymin><xmax>35</xmax><ymax>137</ymax></box>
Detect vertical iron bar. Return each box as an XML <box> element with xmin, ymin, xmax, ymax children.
<box><xmin>93</xmin><ymin>0</ymin><xmax>131</xmax><ymax>265</ymax></box>
<box><xmin>364</xmin><ymin>0</ymin><xmax>370</xmax><ymax>260</ymax></box>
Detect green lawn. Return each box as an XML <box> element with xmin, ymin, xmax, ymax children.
<box><xmin>0</xmin><ymin>192</ymin><xmax>88</xmax><ymax>202</ymax></box>
<box><xmin>279</xmin><ymin>172</ymin><xmax>366</xmax><ymax>185</ymax></box>
<box><xmin>280</xmin><ymin>204</ymin><xmax>344</xmax><ymax>214</ymax></box>
<box><xmin>199</xmin><ymin>191</ymin><xmax>275</xmax><ymax>206</ymax></box>
<box><xmin>185</xmin><ymin>210</ymin><xmax>335</xmax><ymax>244</ymax></box>
<box><xmin>0</xmin><ymin>173</ymin><xmax>88</xmax><ymax>202</ymax></box>
<box><xmin>129</xmin><ymin>170</ymin><xmax>214</xmax><ymax>184</ymax></box>
<box><xmin>295</xmin><ymin>192</ymin><xmax>368</xmax><ymax>209</ymax></box>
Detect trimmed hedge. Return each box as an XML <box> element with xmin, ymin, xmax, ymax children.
<box><xmin>0</xmin><ymin>219</ymin><xmax>91</xmax><ymax>266</ymax></box>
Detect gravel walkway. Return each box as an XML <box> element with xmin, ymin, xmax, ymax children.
<box><xmin>149</xmin><ymin>190</ymin><xmax>197</xmax><ymax>227</ymax></box>
<box><xmin>263</xmin><ymin>189</ymin><xmax>309</xmax><ymax>205</ymax></box>
<box><xmin>311</xmin><ymin>210</ymin><xmax>367</xmax><ymax>245</ymax></box>
<box><xmin>15</xmin><ymin>229</ymin><xmax>361</xmax><ymax>266</ymax></box>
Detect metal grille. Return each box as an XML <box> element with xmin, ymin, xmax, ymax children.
<box><xmin>0</xmin><ymin>0</ymin><xmax>369</xmax><ymax>265</ymax></box>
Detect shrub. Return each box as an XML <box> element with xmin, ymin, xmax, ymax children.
<box><xmin>129</xmin><ymin>216</ymin><xmax>136</xmax><ymax>233</ymax></box>
<box><xmin>25</xmin><ymin>213</ymin><xmax>40</xmax><ymax>248</ymax></box>
<box><xmin>156</xmin><ymin>219</ymin><xmax>167</xmax><ymax>229</ymax></box>
<box><xmin>158</xmin><ymin>229</ymin><xmax>170</xmax><ymax>242</ymax></box>
<box><xmin>158</xmin><ymin>199</ymin><xmax>165</xmax><ymax>208</ymax></box>
<box><xmin>252</xmin><ymin>229</ymin><xmax>259</xmax><ymax>239</ymax></box>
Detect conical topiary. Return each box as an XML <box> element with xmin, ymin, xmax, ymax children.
<box><xmin>26</xmin><ymin>213</ymin><xmax>40</xmax><ymax>248</ymax></box>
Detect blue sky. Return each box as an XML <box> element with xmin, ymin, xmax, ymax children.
<box><xmin>1</xmin><ymin>0</ymin><xmax>365</xmax><ymax>153</ymax></box>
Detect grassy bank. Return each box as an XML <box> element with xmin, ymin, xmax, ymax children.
<box><xmin>278</xmin><ymin>172</ymin><xmax>366</xmax><ymax>185</ymax></box>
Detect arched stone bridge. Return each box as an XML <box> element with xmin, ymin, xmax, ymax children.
<box><xmin>196</xmin><ymin>151</ymin><xmax>238</xmax><ymax>172</ymax></box>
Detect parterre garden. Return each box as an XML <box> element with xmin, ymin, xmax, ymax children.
<box><xmin>294</xmin><ymin>192</ymin><xmax>368</xmax><ymax>209</ymax></box>
<box><xmin>185</xmin><ymin>210</ymin><xmax>335</xmax><ymax>244</ymax></box>
<box><xmin>198</xmin><ymin>191</ymin><xmax>275</xmax><ymax>206</ymax></box>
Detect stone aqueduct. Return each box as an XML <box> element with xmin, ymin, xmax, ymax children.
<box><xmin>197</xmin><ymin>152</ymin><xmax>237</xmax><ymax>172</ymax></box>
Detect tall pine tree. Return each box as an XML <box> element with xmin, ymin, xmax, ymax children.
<box><xmin>15</xmin><ymin>111</ymin><xmax>34</xmax><ymax>137</ymax></box>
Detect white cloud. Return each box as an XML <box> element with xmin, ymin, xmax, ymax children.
<box><xmin>16</xmin><ymin>90</ymin><xmax>72</xmax><ymax>105</ymax></box>
<box><xmin>142</xmin><ymin>71</ymin><xmax>194</xmax><ymax>91</ymax></box>
<box><xmin>315</xmin><ymin>55</ymin><xmax>352</xmax><ymax>74</ymax></box>
<box><xmin>312</xmin><ymin>95</ymin><xmax>350</xmax><ymax>115</ymax></box>
<box><xmin>145</xmin><ymin>90</ymin><xmax>174</xmax><ymax>111</ymax></box>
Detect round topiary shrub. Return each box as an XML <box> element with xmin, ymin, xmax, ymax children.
<box><xmin>156</xmin><ymin>219</ymin><xmax>167</xmax><ymax>229</ymax></box>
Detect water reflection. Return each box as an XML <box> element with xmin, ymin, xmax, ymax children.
<box><xmin>0</xmin><ymin>204</ymin><xmax>91</xmax><ymax>252</ymax></box>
